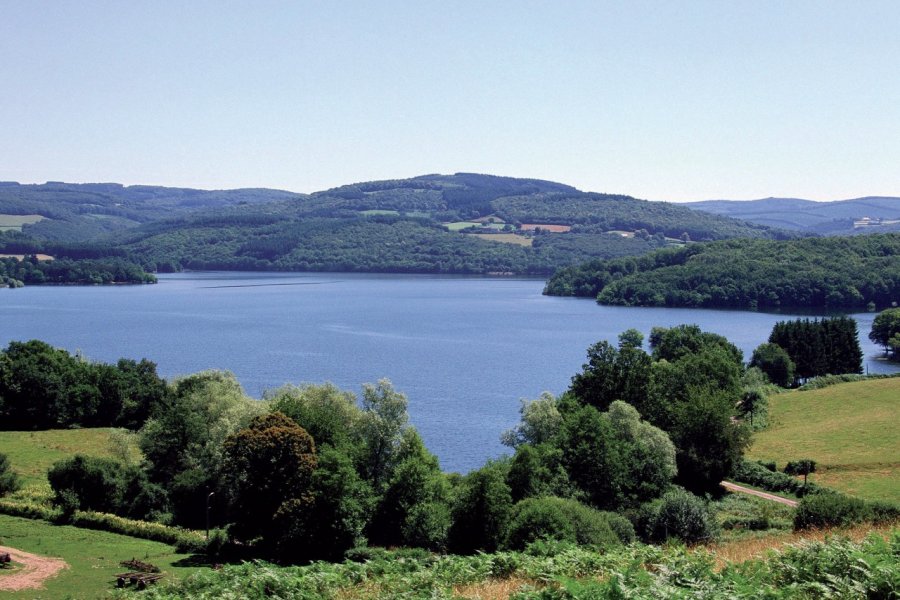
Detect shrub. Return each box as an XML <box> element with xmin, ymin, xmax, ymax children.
<box><xmin>794</xmin><ymin>492</ymin><xmax>900</xmax><ymax>530</ymax></box>
<box><xmin>503</xmin><ymin>496</ymin><xmax>623</xmax><ymax>551</ymax></box>
<box><xmin>731</xmin><ymin>459</ymin><xmax>820</xmax><ymax>497</ymax></box>
<box><xmin>0</xmin><ymin>452</ymin><xmax>20</xmax><ymax>497</ymax></box>
<box><xmin>794</xmin><ymin>492</ymin><xmax>870</xmax><ymax>530</ymax></box>
<box><xmin>640</xmin><ymin>488</ymin><xmax>718</xmax><ymax>544</ymax></box>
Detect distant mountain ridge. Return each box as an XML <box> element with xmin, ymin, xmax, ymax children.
<box><xmin>684</xmin><ymin>196</ymin><xmax>900</xmax><ymax>234</ymax></box>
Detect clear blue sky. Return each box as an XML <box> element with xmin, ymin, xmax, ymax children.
<box><xmin>2</xmin><ymin>1</ymin><xmax>898</xmax><ymax>200</ymax></box>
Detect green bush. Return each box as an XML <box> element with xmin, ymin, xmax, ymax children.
<box><xmin>503</xmin><ymin>496</ymin><xmax>623</xmax><ymax>551</ymax></box>
<box><xmin>0</xmin><ymin>452</ymin><xmax>21</xmax><ymax>496</ymax></box>
<box><xmin>639</xmin><ymin>488</ymin><xmax>718</xmax><ymax>544</ymax></box>
<box><xmin>731</xmin><ymin>459</ymin><xmax>820</xmax><ymax>497</ymax></box>
<box><xmin>794</xmin><ymin>492</ymin><xmax>900</xmax><ymax>530</ymax></box>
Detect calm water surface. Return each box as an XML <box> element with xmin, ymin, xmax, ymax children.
<box><xmin>2</xmin><ymin>272</ymin><xmax>895</xmax><ymax>473</ymax></box>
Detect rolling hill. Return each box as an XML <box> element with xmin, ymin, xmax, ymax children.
<box><xmin>685</xmin><ymin>196</ymin><xmax>900</xmax><ymax>235</ymax></box>
<box><xmin>0</xmin><ymin>174</ymin><xmax>787</xmax><ymax>276</ymax></box>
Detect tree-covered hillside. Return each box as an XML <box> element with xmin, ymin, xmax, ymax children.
<box><xmin>544</xmin><ymin>233</ymin><xmax>900</xmax><ymax>310</ymax></box>
<box><xmin>0</xmin><ymin>181</ymin><xmax>302</xmax><ymax>242</ymax></box>
<box><xmin>0</xmin><ymin>173</ymin><xmax>790</xmax><ymax>276</ymax></box>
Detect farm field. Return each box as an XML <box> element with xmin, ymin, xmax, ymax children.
<box><xmin>0</xmin><ymin>429</ymin><xmax>136</xmax><ymax>486</ymax></box>
<box><xmin>470</xmin><ymin>233</ymin><xmax>533</xmax><ymax>246</ymax></box>
<box><xmin>0</xmin><ymin>514</ymin><xmax>197</xmax><ymax>599</ymax></box>
<box><xmin>748</xmin><ymin>378</ymin><xmax>900</xmax><ymax>503</ymax></box>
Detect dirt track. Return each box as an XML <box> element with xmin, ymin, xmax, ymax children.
<box><xmin>0</xmin><ymin>545</ymin><xmax>68</xmax><ymax>592</ymax></box>
<box><xmin>721</xmin><ymin>481</ymin><xmax>800</xmax><ymax>507</ymax></box>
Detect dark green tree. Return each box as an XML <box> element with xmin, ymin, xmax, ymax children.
<box><xmin>750</xmin><ymin>343</ymin><xmax>795</xmax><ymax>388</ymax></box>
<box><xmin>222</xmin><ymin>412</ymin><xmax>318</xmax><ymax>546</ymax></box>
<box><xmin>448</xmin><ymin>461</ymin><xmax>513</xmax><ymax>554</ymax></box>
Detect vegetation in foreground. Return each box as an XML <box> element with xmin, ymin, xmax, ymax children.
<box><xmin>749</xmin><ymin>378</ymin><xmax>900</xmax><ymax>503</ymax></box>
<box><xmin>125</xmin><ymin>530</ymin><xmax>900</xmax><ymax>599</ymax></box>
<box><xmin>1</xmin><ymin>320</ymin><xmax>898</xmax><ymax>598</ymax></box>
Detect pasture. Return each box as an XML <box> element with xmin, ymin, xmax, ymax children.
<box><xmin>749</xmin><ymin>378</ymin><xmax>900</xmax><ymax>502</ymax></box>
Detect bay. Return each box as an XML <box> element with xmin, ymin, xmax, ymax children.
<box><xmin>2</xmin><ymin>271</ymin><xmax>896</xmax><ymax>473</ymax></box>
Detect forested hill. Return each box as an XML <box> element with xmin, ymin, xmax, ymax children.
<box><xmin>684</xmin><ymin>196</ymin><xmax>900</xmax><ymax>235</ymax></box>
<box><xmin>0</xmin><ymin>181</ymin><xmax>302</xmax><ymax>242</ymax></box>
<box><xmin>544</xmin><ymin>233</ymin><xmax>900</xmax><ymax>310</ymax></box>
<box><xmin>1</xmin><ymin>173</ymin><xmax>789</xmax><ymax>276</ymax></box>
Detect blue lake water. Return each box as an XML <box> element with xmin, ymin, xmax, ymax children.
<box><xmin>2</xmin><ymin>272</ymin><xmax>896</xmax><ymax>473</ymax></box>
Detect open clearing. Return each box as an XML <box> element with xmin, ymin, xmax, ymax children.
<box><xmin>0</xmin><ymin>428</ymin><xmax>136</xmax><ymax>486</ymax></box>
<box><xmin>0</xmin><ymin>515</ymin><xmax>197</xmax><ymax>599</ymax></box>
<box><xmin>0</xmin><ymin>214</ymin><xmax>44</xmax><ymax>231</ymax></box>
<box><xmin>749</xmin><ymin>378</ymin><xmax>900</xmax><ymax>502</ymax></box>
<box><xmin>471</xmin><ymin>233</ymin><xmax>533</xmax><ymax>246</ymax></box>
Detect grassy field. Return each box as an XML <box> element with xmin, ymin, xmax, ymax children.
<box><xmin>470</xmin><ymin>233</ymin><xmax>533</xmax><ymax>246</ymax></box>
<box><xmin>0</xmin><ymin>429</ymin><xmax>137</xmax><ymax>486</ymax></box>
<box><xmin>0</xmin><ymin>514</ymin><xmax>199</xmax><ymax>599</ymax></box>
<box><xmin>748</xmin><ymin>378</ymin><xmax>900</xmax><ymax>503</ymax></box>
<box><xmin>0</xmin><ymin>214</ymin><xmax>44</xmax><ymax>231</ymax></box>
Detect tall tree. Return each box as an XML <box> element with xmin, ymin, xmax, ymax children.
<box><xmin>222</xmin><ymin>412</ymin><xmax>318</xmax><ymax>546</ymax></box>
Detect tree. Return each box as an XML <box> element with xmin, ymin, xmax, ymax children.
<box><xmin>356</xmin><ymin>379</ymin><xmax>409</xmax><ymax>490</ymax></box>
<box><xmin>448</xmin><ymin>460</ymin><xmax>513</xmax><ymax>554</ymax></box>
<box><xmin>569</xmin><ymin>341</ymin><xmax>651</xmax><ymax>411</ymax></box>
<box><xmin>618</xmin><ymin>328</ymin><xmax>644</xmax><ymax>350</ymax></box>
<box><xmin>869</xmin><ymin>308</ymin><xmax>900</xmax><ymax>357</ymax></box>
<box><xmin>500</xmin><ymin>392</ymin><xmax>561</xmax><ymax>448</ymax></box>
<box><xmin>266</xmin><ymin>382</ymin><xmax>361</xmax><ymax>450</ymax></box>
<box><xmin>368</xmin><ymin>429</ymin><xmax>451</xmax><ymax>550</ymax></box>
<box><xmin>222</xmin><ymin>412</ymin><xmax>317</xmax><ymax>546</ymax></box>
<box><xmin>770</xmin><ymin>317</ymin><xmax>863</xmax><ymax>380</ymax></box>
<box><xmin>139</xmin><ymin>370</ymin><xmax>262</xmax><ymax>527</ymax></box>
<box><xmin>784</xmin><ymin>459</ymin><xmax>817</xmax><ymax>487</ymax></box>
<box><xmin>750</xmin><ymin>343</ymin><xmax>795</xmax><ymax>388</ymax></box>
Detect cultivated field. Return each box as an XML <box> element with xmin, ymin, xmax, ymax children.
<box><xmin>748</xmin><ymin>378</ymin><xmax>900</xmax><ymax>503</ymax></box>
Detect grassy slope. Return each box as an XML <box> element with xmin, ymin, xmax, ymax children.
<box><xmin>0</xmin><ymin>428</ymin><xmax>129</xmax><ymax>486</ymax></box>
<box><xmin>0</xmin><ymin>514</ymin><xmax>198</xmax><ymax>599</ymax></box>
<box><xmin>748</xmin><ymin>378</ymin><xmax>900</xmax><ymax>503</ymax></box>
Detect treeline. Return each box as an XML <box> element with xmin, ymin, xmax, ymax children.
<box><xmin>2</xmin><ymin>326</ymin><xmax>758</xmax><ymax>564</ymax></box>
<box><xmin>112</xmin><ymin>218</ymin><xmax>665</xmax><ymax>275</ymax></box>
<box><xmin>544</xmin><ymin>234</ymin><xmax>900</xmax><ymax>309</ymax></box>
<box><xmin>0</xmin><ymin>340</ymin><xmax>167</xmax><ymax>429</ymax></box>
<box><xmin>493</xmin><ymin>193</ymin><xmax>787</xmax><ymax>241</ymax></box>
<box><xmin>0</xmin><ymin>254</ymin><xmax>155</xmax><ymax>287</ymax></box>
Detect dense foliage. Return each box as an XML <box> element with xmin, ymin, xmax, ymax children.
<box><xmin>545</xmin><ymin>234</ymin><xmax>900</xmax><ymax>309</ymax></box>
<box><xmin>126</xmin><ymin>532</ymin><xmax>900</xmax><ymax>600</ymax></box>
<box><xmin>1</xmin><ymin>173</ymin><xmax>784</xmax><ymax>277</ymax></box>
<box><xmin>768</xmin><ymin>317</ymin><xmax>863</xmax><ymax>382</ymax></box>
<box><xmin>870</xmin><ymin>307</ymin><xmax>900</xmax><ymax>359</ymax></box>
<box><xmin>0</xmin><ymin>254</ymin><xmax>154</xmax><ymax>287</ymax></box>
<box><xmin>0</xmin><ymin>340</ymin><xmax>169</xmax><ymax>430</ymax></box>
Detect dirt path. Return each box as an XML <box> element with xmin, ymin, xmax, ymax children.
<box><xmin>0</xmin><ymin>545</ymin><xmax>68</xmax><ymax>592</ymax></box>
<box><xmin>721</xmin><ymin>481</ymin><xmax>799</xmax><ymax>507</ymax></box>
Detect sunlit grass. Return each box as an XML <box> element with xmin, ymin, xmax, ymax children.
<box><xmin>749</xmin><ymin>378</ymin><xmax>900</xmax><ymax>502</ymax></box>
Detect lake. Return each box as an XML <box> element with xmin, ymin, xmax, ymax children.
<box><xmin>2</xmin><ymin>272</ymin><xmax>896</xmax><ymax>473</ymax></box>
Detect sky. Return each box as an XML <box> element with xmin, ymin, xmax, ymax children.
<box><xmin>2</xmin><ymin>1</ymin><xmax>899</xmax><ymax>201</ymax></box>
